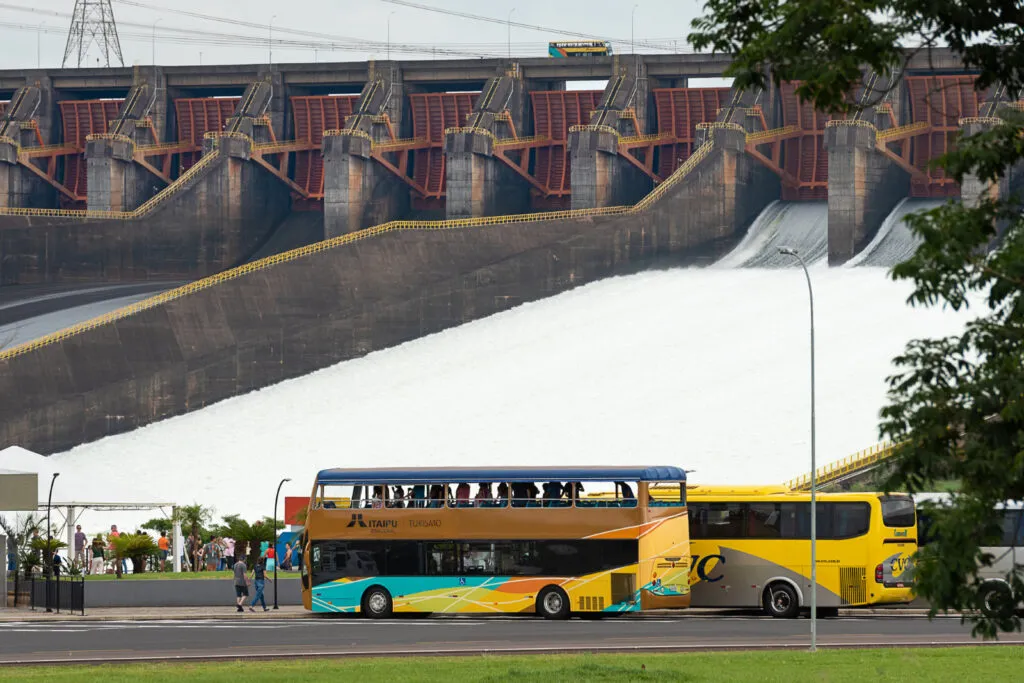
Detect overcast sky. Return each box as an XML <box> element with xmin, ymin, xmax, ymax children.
<box><xmin>5</xmin><ymin>0</ymin><xmax>709</xmax><ymax>69</ymax></box>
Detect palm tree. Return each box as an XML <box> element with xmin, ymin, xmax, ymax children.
<box><xmin>109</xmin><ymin>533</ymin><xmax>158</xmax><ymax>575</ymax></box>
<box><xmin>173</xmin><ymin>504</ymin><xmax>214</xmax><ymax>572</ymax></box>
<box><xmin>214</xmin><ymin>515</ymin><xmax>275</xmax><ymax>568</ymax></box>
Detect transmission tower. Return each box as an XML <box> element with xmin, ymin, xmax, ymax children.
<box><xmin>62</xmin><ymin>0</ymin><xmax>125</xmax><ymax>68</ymax></box>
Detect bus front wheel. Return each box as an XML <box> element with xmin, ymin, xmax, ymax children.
<box><xmin>361</xmin><ymin>586</ymin><xmax>393</xmax><ymax>619</ymax></box>
<box><xmin>979</xmin><ymin>582</ymin><xmax>1015</xmax><ymax>620</ymax></box>
<box><xmin>763</xmin><ymin>582</ymin><xmax>800</xmax><ymax>619</ymax></box>
<box><xmin>537</xmin><ymin>586</ymin><xmax>571</xmax><ymax>620</ymax></box>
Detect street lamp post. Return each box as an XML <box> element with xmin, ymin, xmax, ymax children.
<box><xmin>631</xmin><ymin>5</ymin><xmax>638</xmax><ymax>54</ymax></box>
<box><xmin>152</xmin><ymin>18</ymin><xmax>162</xmax><ymax>66</ymax></box>
<box><xmin>778</xmin><ymin>245</ymin><xmax>817</xmax><ymax>652</ymax></box>
<box><xmin>507</xmin><ymin>8</ymin><xmax>516</xmax><ymax>60</ymax></box>
<box><xmin>269</xmin><ymin>15</ymin><xmax>277</xmax><ymax>64</ymax></box>
<box><xmin>387</xmin><ymin>11</ymin><xmax>396</xmax><ymax>61</ymax></box>
<box><xmin>45</xmin><ymin>472</ymin><xmax>60</xmax><ymax>612</ymax></box>
<box><xmin>272</xmin><ymin>478</ymin><xmax>291</xmax><ymax>609</ymax></box>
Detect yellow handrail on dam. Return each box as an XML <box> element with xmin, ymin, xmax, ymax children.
<box><xmin>0</xmin><ymin>124</ymin><xmax>724</xmax><ymax>362</ymax></box>
<box><xmin>785</xmin><ymin>441</ymin><xmax>899</xmax><ymax>491</ymax></box>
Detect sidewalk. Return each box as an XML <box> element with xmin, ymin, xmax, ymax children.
<box><xmin>0</xmin><ymin>605</ymin><xmax>310</xmax><ymax>622</ymax></box>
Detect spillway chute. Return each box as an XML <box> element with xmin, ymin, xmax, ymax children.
<box><xmin>716</xmin><ymin>201</ymin><xmax>829</xmax><ymax>268</ymax></box>
<box><xmin>847</xmin><ymin>198</ymin><xmax>945</xmax><ymax>268</ymax></box>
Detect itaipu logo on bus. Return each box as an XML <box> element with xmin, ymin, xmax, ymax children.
<box><xmin>347</xmin><ymin>514</ymin><xmax>398</xmax><ymax>532</ymax></box>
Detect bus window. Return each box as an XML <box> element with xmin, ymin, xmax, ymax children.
<box><xmin>649</xmin><ymin>483</ymin><xmax>686</xmax><ymax>507</ymax></box>
<box><xmin>510</xmin><ymin>482</ymin><xmax>541</xmax><ymax>507</ymax></box>
<box><xmin>832</xmin><ymin>503</ymin><xmax>871</xmax><ymax>539</ymax></box>
<box><xmin>879</xmin><ymin>495</ymin><xmax>916</xmax><ymax>528</ymax></box>
<box><xmin>746</xmin><ymin>503</ymin><xmax>782</xmax><ymax>538</ymax></box>
<box><xmin>1000</xmin><ymin>509</ymin><xmax>1024</xmax><ymax>546</ymax></box>
<box><xmin>697</xmin><ymin>503</ymin><xmax>744</xmax><ymax>538</ymax></box>
<box><xmin>425</xmin><ymin>542</ymin><xmax>459</xmax><ymax>574</ymax></box>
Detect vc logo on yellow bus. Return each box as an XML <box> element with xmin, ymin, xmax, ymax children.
<box><xmin>888</xmin><ymin>552</ymin><xmax>913</xmax><ymax>579</ymax></box>
<box><xmin>689</xmin><ymin>549</ymin><xmax>726</xmax><ymax>584</ymax></box>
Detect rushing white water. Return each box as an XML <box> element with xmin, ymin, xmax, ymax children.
<box><xmin>0</xmin><ymin>266</ymin><xmax>979</xmax><ymax>534</ymax></box>
<box><xmin>716</xmin><ymin>201</ymin><xmax>829</xmax><ymax>268</ymax></box>
<box><xmin>847</xmin><ymin>198</ymin><xmax>946</xmax><ymax>268</ymax></box>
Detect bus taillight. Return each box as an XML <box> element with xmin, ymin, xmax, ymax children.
<box><xmin>874</xmin><ymin>563</ymin><xmax>883</xmax><ymax>583</ymax></box>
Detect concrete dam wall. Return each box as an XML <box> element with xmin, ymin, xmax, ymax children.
<box><xmin>0</xmin><ymin>126</ymin><xmax>775</xmax><ymax>455</ymax></box>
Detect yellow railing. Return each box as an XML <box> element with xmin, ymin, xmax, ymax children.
<box><xmin>875</xmin><ymin>121</ymin><xmax>929</xmax><ymax>141</ymax></box>
<box><xmin>373</xmin><ymin>137</ymin><xmax>429</xmax><ymax>152</ymax></box>
<box><xmin>824</xmin><ymin>119</ymin><xmax>877</xmax><ymax>130</ymax></box>
<box><xmin>0</xmin><ymin>136</ymin><xmax>20</xmax><ymax>151</ymax></box>
<box><xmin>632</xmin><ymin>139</ymin><xmax>712</xmax><ymax>212</ymax></box>
<box><xmin>745</xmin><ymin>125</ymin><xmax>799</xmax><ymax>144</ymax></box>
<box><xmin>0</xmin><ymin>203</ymin><xmax>633</xmax><ymax>361</ymax></box>
<box><xmin>619</xmin><ymin>132</ymin><xmax>672</xmax><ymax>145</ymax></box>
<box><xmin>16</xmin><ymin>143</ymin><xmax>78</xmax><ymax>160</ymax></box>
<box><xmin>958</xmin><ymin>116</ymin><xmax>1003</xmax><ymax>127</ymax></box>
<box><xmin>323</xmin><ymin>128</ymin><xmax>373</xmax><ymax>143</ymax></box>
<box><xmin>203</xmin><ymin>131</ymin><xmax>254</xmax><ymax>152</ymax></box>
<box><xmin>568</xmin><ymin>124</ymin><xmax>620</xmax><ymax>137</ymax></box>
<box><xmin>0</xmin><ymin>137</ymin><xmax>229</xmax><ymax>221</ymax></box>
<box><xmin>443</xmin><ymin>127</ymin><xmax>498</xmax><ymax>144</ymax></box>
<box><xmin>85</xmin><ymin>133</ymin><xmax>135</xmax><ymax>147</ymax></box>
<box><xmin>696</xmin><ymin>122</ymin><xmax>746</xmax><ymax>133</ymax></box>
<box><xmin>785</xmin><ymin>441</ymin><xmax>898</xmax><ymax>491</ymax></box>
<box><xmin>494</xmin><ymin>135</ymin><xmax>548</xmax><ymax>147</ymax></box>
<box><xmin>0</xmin><ymin>128</ymin><xmax>731</xmax><ymax>360</ymax></box>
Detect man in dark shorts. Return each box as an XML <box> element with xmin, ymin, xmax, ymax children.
<box><xmin>232</xmin><ymin>556</ymin><xmax>249</xmax><ymax>613</ymax></box>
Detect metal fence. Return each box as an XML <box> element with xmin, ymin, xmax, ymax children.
<box><xmin>20</xmin><ymin>574</ymin><xmax>86</xmax><ymax>615</ymax></box>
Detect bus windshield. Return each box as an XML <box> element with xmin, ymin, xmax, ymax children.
<box><xmin>879</xmin><ymin>495</ymin><xmax>916</xmax><ymax>528</ymax></box>
<box><xmin>301</xmin><ymin>465</ymin><xmax>690</xmax><ymax>618</ymax></box>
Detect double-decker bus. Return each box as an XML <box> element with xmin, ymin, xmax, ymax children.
<box><xmin>916</xmin><ymin>494</ymin><xmax>1023</xmax><ymax>617</ymax></box>
<box><xmin>652</xmin><ymin>485</ymin><xmax>917</xmax><ymax>618</ymax></box>
<box><xmin>299</xmin><ymin>466</ymin><xmax>690</xmax><ymax>618</ymax></box>
<box><xmin>548</xmin><ymin>41</ymin><xmax>612</xmax><ymax>58</ymax></box>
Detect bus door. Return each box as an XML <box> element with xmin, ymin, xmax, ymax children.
<box><xmin>875</xmin><ymin>495</ymin><xmax>916</xmax><ymax>591</ymax></box>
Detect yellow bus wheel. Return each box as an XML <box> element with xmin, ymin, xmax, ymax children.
<box><xmin>537</xmin><ymin>586</ymin><xmax>571</xmax><ymax>620</ymax></box>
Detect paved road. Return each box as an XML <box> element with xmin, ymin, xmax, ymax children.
<box><xmin>1</xmin><ymin>614</ymin><xmax>1020</xmax><ymax>664</ymax></box>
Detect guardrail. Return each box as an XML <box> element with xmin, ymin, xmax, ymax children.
<box><xmin>619</xmin><ymin>132</ymin><xmax>672</xmax><ymax>145</ymax></box>
<box><xmin>323</xmin><ymin>128</ymin><xmax>373</xmax><ymax>143</ymax></box>
<box><xmin>824</xmin><ymin>119</ymin><xmax>877</xmax><ymax>130</ymax></box>
<box><xmin>0</xmin><ymin>203</ymin><xmax>632</xmax><ymax>361</ymax></box>
<box><xmin>374</xmin><ymin>137</ymin><xmax>430</xmax><ymax>152</ymax></box>
<box><xmin>632</xmin><ymin>139</ymin><xmax>712</xmax><ymax>213</ymax></box>
<box><xmin>785</xmin><ymin>441</ymin><xmax>898</xmax><ymax>491</ymax></box>
<box><xmin>0</xmin><ymin>136</ymin><xmax>229</xmax><ymax>221</ymax></box>
<box><xmin>696</xmin><ymin>122</ymin><xmax>746</xmax><ymax>133</ymax></box>
<box><xmin>444</xmin><ymin>127</ymin><xmax>498</xmax><ymax>144</ymax></box>
<box><xmin>958</xmin><ymin>116</ymin><xmax>1004</xmax><ymax>127</ymax></box>
<box><xmin>745</xmin><ymin>125</ymin><xmax>799</xmax><ymax>144</ymax></box>
<box><xmin>494</xmin><ymin>135</ymin><xmax>548</xmax><ymax>147</ymax></box>
<box><xmin>567</xmin><ymin>124</ymin><xmax>620</xmax><ymax>137</ymax></box>
<box><xmin>875</xmin><ymin>121</ymin><xmax>930</xmax><ymax>141</ymax></box>
<box><xmin>85</xmin><ymin>133</ymin><xmax>135</xmax><ymax>148</ymax></box>
<box><xmin>0</xmin><ymin>135</ymin><xmax>19</xmax><ymax>151</ymax></box>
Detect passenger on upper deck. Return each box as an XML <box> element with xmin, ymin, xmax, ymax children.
<box><xmin>428</xmin><ymin>484</ymin><xmax>445</xmax><ymax>508</ymax></box>
<box><xmin>565</xmin><ymin>481</ymin><xmax>585</xmax><ymax>504</ymax></box>
<box><xmin>411</xmin><ymin>485</ymin><xmax>426</xmax><ymax>508</ymax></box>
<box><xmin>542</xmin><ymin>481</ymin><xmax>565</xmax><ymax>507</ymax></box>
<box><xmin>390</xmin><ymin>486</ymin><xmax>406</xmax><ymax>509</ymax></box>
<box><xmin>496</xmin><ymin>482</ymin><xmax>510</xmax><ymax>507</ymax></box>
<box><xmin>455</xmin><ymin>482</ymin><xmax>472</xmax><ymax>507</ymax></box>
<box><xmin>475</xmin><ymin>483</ymin><xmax>493</xmax><ymax>507</ymax></box>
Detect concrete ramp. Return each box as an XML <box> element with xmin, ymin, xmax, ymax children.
<box><xmin>846</xmin><ymin>198</ymin><xmax>944</xmax><ymax>268</ymax></box>
<box><xmin>716</xmin><ymin>201</ymin><xmax>828</xmax><ymax>268</ymax></box>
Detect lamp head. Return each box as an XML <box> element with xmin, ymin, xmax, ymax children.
<box><xmin>777</xmin><ymin>246</ymin><xmax>798</xmax><ymax>256</ymax></box>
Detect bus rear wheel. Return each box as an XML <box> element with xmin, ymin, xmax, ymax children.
<box><xmin>361</xmin><ymin>586</ymin><xmax>393</xmax><ymax>619</ymax></box>
<box><xmin>979</xmin><ymin>582</ymin><xmax>1015</xmax><ymax>620</ymax></box>
<box><xmin>537</xmin><ymin>586</ymin><xmax>571</xmax><ymax>620</ymax></box>
<box><xmin>763</xmin><ymin>582</ymin><xmax>800</xmax><ymax>619</ymax></box>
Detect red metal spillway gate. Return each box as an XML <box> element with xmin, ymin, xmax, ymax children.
<box><xmin>777</xmin><ymin>82</ymin><xmax>831</xmax><ymax>201</ymax></box>
<box><xmin>290</xmin><ymin>95</ymin><xmax>358</xmax><ymax>202</ymax></box>
<box><xmin>174</xmin><ymin>97</ymin><xmax>240</xmax><ymax>171</ymax></box>
<box><xmin>529</xmin><ymin>90</ymin><xmax>601</xmax><ymax>209</ymax></box>
<box><xmin>905</xmin><ymin>76</ymin><xmax>983</xmax><ymax>198</ymax></box>
<box><xmin>408</xmin><ymin>92</ymin><xmax>477</xmax><ymax>209</ymax></box>
<box><xmin>653</xmin><ymin>88</ymin><xmax>731</xmax><ymax>177</ymax></box>
<box><xmin>59</xmin><ymin>99</ymin><xmax>124</xmax><ymax>204</ymax></box>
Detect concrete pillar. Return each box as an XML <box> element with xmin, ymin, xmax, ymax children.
<box><xmin>323</xmin><ymin>132</ymin><xmax>409</xmax><ymax>237</ymax></box>
<box><xmin>569</xmin><ymin>127</ymin><xmax>653</xmax><ymax>210</ymax></box>
<box><xmin>0</xmin><ymin>140</ymin><xmax>26</xmax><ymax>208</ymax></box>
<box><xmin>825</xmin><ymin>121</ymin><xmax>910</xmax><ymax>265</ymax></box>
<box><xmin>444</xmin><ymin>129</ymin><xmax>529</xmax><ymax>219</ymax></box>
<box><xmin>256</xmin><ymin>68</ymin><xmax>286</xmax><ymax>141</ymax></box>
<box><xmin>20</xmin><ymin>72</ymin><xmax>56</xmax><ymax>145</ymax></box>
<box><xmin>85</xmin><ymin>136</ymin><xmax>135</xmax><ymax>212</ymax></box>
<box><xmin>959</xmin><ymin>117</ymin><xmax>1003</xmax><ymax>208</ymax></box>
<box><xmin>137</xmin><ymin>66</ymin><xmax>168</xmax><ymax>144</ymax></box>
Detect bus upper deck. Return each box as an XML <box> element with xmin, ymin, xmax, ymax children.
<box><xmin>302</xmin><ymin>466</ymin><xmax>691</xmax><ymax>618</ymax></box>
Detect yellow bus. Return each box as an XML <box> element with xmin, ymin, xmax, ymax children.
<box><xmin>300</xmin><ymin>466</ymin><xmax>690</xmax><ymax>618</ymax></box>
<box><xmin>653</xmin><ymin>485</ymin><xmax>917</xmax><ymax>617</ymax></box>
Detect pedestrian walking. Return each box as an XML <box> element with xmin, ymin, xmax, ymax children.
<box><xmin>232</xmin><ymin>556</ymin><xmax>249</xmax><ymax>613</ymax></box>
<box><xmin>73</xmin><ymin>525</ymin><xmax>87</xmax><ymax>568</ymax></box>
<box><xmin>248</xmin><ymin>557</ymin><xmax>271</xmax><ymax>612</ymax></box>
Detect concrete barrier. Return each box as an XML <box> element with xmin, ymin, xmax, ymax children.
<box><xmin>83</xmin><ymin>576</ymin><xmax>302</xmax><ymax>608</ymax></box>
